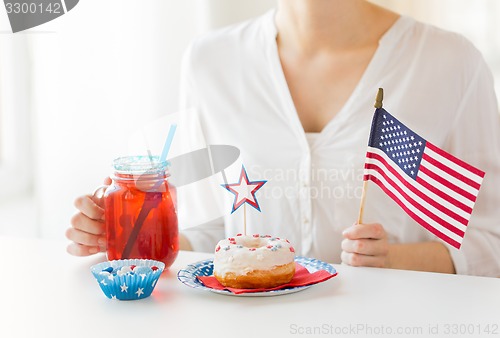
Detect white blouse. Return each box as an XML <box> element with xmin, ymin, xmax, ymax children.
<box><xmin>175</xmin><ymin>10</ymin><xmax>500</xmax><ymax>276</ymax></box>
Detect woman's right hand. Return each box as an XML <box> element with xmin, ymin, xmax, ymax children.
<box><xmin>66</xmin><ymin>178</ymin><xmax>111</xmax><ymax>256</ymax></box>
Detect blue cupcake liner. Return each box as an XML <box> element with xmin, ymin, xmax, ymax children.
<box><xmin>90</xmin><ymin>259</ymin><xmax>164</xmax><ymax>300</ymax></box>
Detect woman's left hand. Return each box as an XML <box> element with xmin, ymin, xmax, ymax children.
<box><xmin>341</xmin><ymin>223</ymin><xmax>390</xmax><ymax>268</ymax></box>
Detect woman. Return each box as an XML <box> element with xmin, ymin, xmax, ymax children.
<box><xmin>66</xmin><ymin>0</ymin><xmax>500</xmax><ymax>276</ymax></box>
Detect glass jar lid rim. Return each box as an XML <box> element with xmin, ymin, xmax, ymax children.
<box><xmin>112</xmin><ymin>155</ymin><xmax>170</xmax><ymax>173</ymax></box>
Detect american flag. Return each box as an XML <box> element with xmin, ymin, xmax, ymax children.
<box><xmin>364</xmin><ymin>108</ymin><xmax>485</xmax><ymax>249</ymax></box>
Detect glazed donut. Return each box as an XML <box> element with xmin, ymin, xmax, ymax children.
<box><xmin>213</xmin><ymin>234</ymin><xmax>295</xmax><ymax>289</ymax></box>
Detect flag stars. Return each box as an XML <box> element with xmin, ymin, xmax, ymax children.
<box><xmin>371</xmin><ymin>111</ymin><xmax>428</xmax><ymax>179</ymax></box>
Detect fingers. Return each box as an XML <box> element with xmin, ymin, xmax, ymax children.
<box><xmin>341</xmin><ymin>223</ymin><xmax>389</xmax><ymax>268</ymax></box>
<box><xmin>66</xmin><ymin>242</ymin><xmax>104</xmax><ymax>257</ymax></box>
<box><xmin>342</xmin><ymin>223</ymin><xmax>386</xmax><ymax>240</ymax></box>
<box><xmin>67</xmin><ymin>190</ymin><xmax>108</xmax><ymax>257</ymax></box>
<box><xmin>341</xmin><ymin>238</ymin><xmax>389</xmax><ymax>256</ymax></box>
<box><xmin>74</xmin><ymin>195</ymin><xmax>105</xmax><ymax>221</ymax></box>
<box><xmin>70</xmin><ymin>212</ymin><xmax>105</xmax><ymax>235</ymax></box>
<box><xmin>341</xmin><ymin>251</ymin><xmax>386</xmax><ymax>268</ymax></box>
<box><xmin>66</xmin><ymin>227</ymin><xmax>106</xmax><ymax>248</ymax></box>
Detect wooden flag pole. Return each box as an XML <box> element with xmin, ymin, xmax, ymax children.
<box><xmin>357</xmin><ymin>88</ymin><xmax>384</xmax><ymax>224</ymax></box>
<box><xmin>357</xmin><ymin>181</ymin><xmax>368</xmax><ymax>224</ymax></box>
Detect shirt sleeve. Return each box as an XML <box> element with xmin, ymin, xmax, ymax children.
<box><xmin>177</xmin><ymin>42</ymin><xmax>225</xmax><ymax>252</ymax></box>
<box><xmin>445</xmin><ymin>53</ymin><xmax>500</xmax><ymax>277</ymax></box>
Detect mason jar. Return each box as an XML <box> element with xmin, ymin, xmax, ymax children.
<box><xmin>102</xmin><ymin>155</ymin><xmax>178</xmax><ymax>268</ymax></box>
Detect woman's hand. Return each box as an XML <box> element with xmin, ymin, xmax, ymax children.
<box><xmin>65</xmin><ymin>178</ymin><xmax>111</xmax><ymax>256</ymax></box>
<box><xmin>341</xmin><ymin>223</ymin><xmax>390</xmax><ymax>268</ymax></box>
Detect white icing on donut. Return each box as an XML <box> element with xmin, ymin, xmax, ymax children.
<box><xmin>213</xmin><ymin>234</ymin><xmax>295</xmax><ymax>276</ymax></box>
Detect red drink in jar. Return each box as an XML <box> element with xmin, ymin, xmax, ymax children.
<box><xmin>104</xmin><ymin>156</ymin><xmax>178</xmax><ymax>268</ymax></box>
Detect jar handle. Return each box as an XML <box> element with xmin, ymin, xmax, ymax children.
<box><xmin>92</xmin><ymin>185</ymin><xmax>108</xmax><ymax>199</ymax></box>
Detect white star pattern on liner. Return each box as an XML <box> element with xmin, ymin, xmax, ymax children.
<box><xmin>135</xmin><ymin>288</ymin><xmax>144</xmax><ymax>297</ymax></box>
<box><xmin>111</xmin><ymin>295</ymin><xmax>117</xmax><ymax>300</ymax></box>
<box><xmin>120</xmin><ymin>283</ymin><xmax>128</xmax><ymax>292</ymax></box>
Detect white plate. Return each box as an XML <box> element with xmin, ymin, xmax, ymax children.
<box><xmin>177</xmin><ymin>256</ymin><xmax>336</xmax><ymax>297</ymax></box>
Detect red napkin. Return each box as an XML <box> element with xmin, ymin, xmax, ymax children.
<box><xmin>197</xmin><ymin>262</ymin><xmax>337</xmax><ymax>294</ymax></box>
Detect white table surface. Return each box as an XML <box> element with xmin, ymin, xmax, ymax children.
<box><xmin>1</xmin><ymin>237</ymin><xmax>499</xmax><ymax>338</ymax></box>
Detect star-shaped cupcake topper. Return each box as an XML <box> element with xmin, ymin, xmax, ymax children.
<box><xmin>221</xmin><ymin>165</ymin><xmax>267</xmax><ymax>213</ymax></box>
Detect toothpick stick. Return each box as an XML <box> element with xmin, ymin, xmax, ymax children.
<box><xmin>243</xmin><ymin>203</ymin><xmax>247</xmax><ymax>235</ymax></box>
